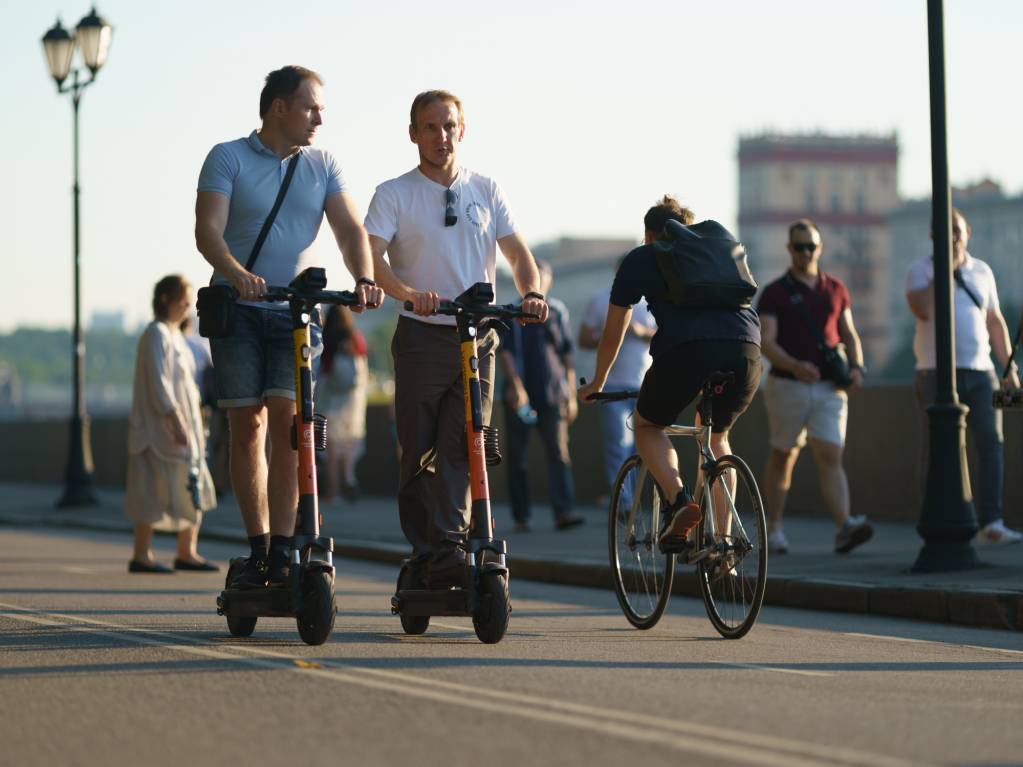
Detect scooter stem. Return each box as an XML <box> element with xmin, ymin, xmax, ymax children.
<box><xmin>457</xmin><ymin>314</ymin><xmax>493</xmax><ymax>541</ymax></box>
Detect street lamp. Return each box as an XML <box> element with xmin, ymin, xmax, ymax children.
<box><xmin>912</xmin><ymin>0</ymin><xmax>979</xmax><ymax>572</ymax></box>
<box><xmin>41</xmin><ymin>7</ymin><xmax>114</xmax><ymax>508</ymax></box>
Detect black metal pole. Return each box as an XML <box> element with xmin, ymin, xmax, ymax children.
<box><xmin>58</xmin><ymin>74</ymin><xmax>97</xmax><ymax>508</ymax></box>
<box><xmin>911</xmin><ymin>0</ymin><xmax>977</xmax><ymax>571</ymax></box>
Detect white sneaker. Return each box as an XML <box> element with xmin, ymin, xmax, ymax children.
<box><xmin>974</xmin><ymin>520</ymin><xmax>1023</xmax><ymax>545</ymax></box>
<box><xmin>767</xmin><ymin>528</ymin><xmax>789</xmax><ymax>555</ymax></box>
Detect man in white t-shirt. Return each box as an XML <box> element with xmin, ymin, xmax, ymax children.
<box><xmin>364</xmin><ymin>90</ymin><xmax>548</xmax><ymax>587</ymax></box>
<box><xmin>905</xmin><ymin>207</ymin><xmax>1021</xmax><ymax>545</ymax></box>
<box><xmin>579</xmin><ymin>259</ymin><xmax>656</xmax><ymax>498</ymax></box>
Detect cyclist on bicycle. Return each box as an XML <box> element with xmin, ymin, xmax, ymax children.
<box><xmin>578</xmin><ymin>196</ymin><xmax>762</xmax><ymax>551</ymax></box>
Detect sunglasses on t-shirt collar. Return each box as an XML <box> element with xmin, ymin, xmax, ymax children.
<box><xmin>445</xmin><ymin>188</ymin><xmax>457</xmax><ymax>227</ymax></box>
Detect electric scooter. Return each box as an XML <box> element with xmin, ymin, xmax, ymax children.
<box><xmin>216</xmin><ymin>267</ymin><xmax>361</xmax><ymax>646</ymax></box>
<box><xmin>390</xmin><ymin>283</ymin><xmax>536</xmax><ymax>644</ymax></box>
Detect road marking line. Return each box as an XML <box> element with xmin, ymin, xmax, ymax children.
<box><xmin>843</xmin><ymin>632</ymin><xmax>1023</xmax><ymax>657</ymax></box>
<box><xmin>708</xmin><ymin>660</ymin><xmax>832</xmax><ymax>677</ymax></box>
<box><xmin>60</xmin><ymin>566</ymin><xmax>96</xmax><ymax>575</ymax></box>
<box><xmin>0</xmin><ymin>602</ymin><xmax>931</xmax><ymax>767</ymax></box>
<box><xmin>430</xmin><ymin>620</ymin><xmax>474</xmax><ymax>632</ymax></box>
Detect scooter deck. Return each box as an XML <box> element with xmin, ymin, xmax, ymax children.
<box><xmin>392</xmin><ymin>588</ymin><xmax>470</xmax><ymax>617</ymax></box>
<box><xmin>218</xmin><ymin>586</ymin><xmax>295</xmax><ymax>618</ymax></box>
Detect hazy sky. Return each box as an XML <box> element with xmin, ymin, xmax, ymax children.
<box><xmin>3</xmin><ymin>1</ymin><xmax>1020</xmax><ymax>331</ymax></box>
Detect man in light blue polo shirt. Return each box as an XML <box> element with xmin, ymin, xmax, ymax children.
<box><xmin>195</xmin><ymin>65</ymin><xmax>383</xmax><ymax>589</ymax></box>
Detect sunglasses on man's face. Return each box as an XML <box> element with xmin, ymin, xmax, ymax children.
<box><xmin>445</xmin><ymin>188</ymin><xmax>457</xmax><ymax>227</ymax></box>
<box><xmin>790</xmin><ymin>242</ymin><xmax>818</xmax><ymax>253</ymax></box>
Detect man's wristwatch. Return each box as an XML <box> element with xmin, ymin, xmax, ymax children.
<box><xmin>523</xmin><ymin>291</ymin><xmax>546</xmax><ymax>302</ymax></box>
<box><xmin>356</xmin><ymin>277</ymin><xmax>376</xmax><ymax>287</ymax></box>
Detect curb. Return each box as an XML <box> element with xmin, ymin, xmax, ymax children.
<box><xmin>2</xmin><ymin>510</ymin><xmax>1019</xmax><ymax>632</ymax></box>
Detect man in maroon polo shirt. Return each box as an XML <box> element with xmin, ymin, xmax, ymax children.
<box><xmin>757</xmin><ymin>219</ymin><xmax>872</xmax><ymax>555</ymax></box>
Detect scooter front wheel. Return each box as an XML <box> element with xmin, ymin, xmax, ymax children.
<box><xmin>472</xmin><ymin>571</ymin><xmax>510</xmax><ymax>644</ymax></box>
<box><xmin>296</xmin><ymin>570</ymin><xmax>337</xmax><ymax>646</ymax></box>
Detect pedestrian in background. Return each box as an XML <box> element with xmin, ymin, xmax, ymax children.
<box><xmin>318</xmin><ymin>304</ymin><xmax>369</xmax><ymax>503</ymax></box>
<box><xmin>757</xmin><ymin>219</ymin><xmax>872</xmax><ymax>555</ymax></box>
<box><xmin>498</xmin><ymin>260</ymin><xmax>584</xmax><ymax>532</ymax></box>
<box><xmin>125</xmin><ymin>275</ymin><xmax>218</xmax><ymax>573</ymax></box>
<box><xmin>905</xmin><ymin>207</ymin><xmax>1021</xmax><ymax>544</ymax></box>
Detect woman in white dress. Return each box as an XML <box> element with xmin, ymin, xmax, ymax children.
<box><xmin>125</xmin><ymin>275</ymin><xmax>217</xmax><ymax>573</ymax></box>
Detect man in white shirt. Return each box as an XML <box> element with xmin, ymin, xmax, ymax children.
<box><xmin>905</xmin><ymin>208</ymin><xmax>1021</xmax><ymax>545</ymax></box>
<box><xmin>364</xmin><ymin>90</ymin><xmax>548</xmax><ymax>586</ymax></box>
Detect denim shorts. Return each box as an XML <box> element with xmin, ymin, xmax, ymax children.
<box><xmin>209</xmin><ymin>304</ymin><xmax>322</xmax><ymax>408</ymax></box>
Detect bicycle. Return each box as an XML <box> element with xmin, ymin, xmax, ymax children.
<box><xmin>588</xmin><ymin>372</ymin><xmax>767</xmax><ymax>639</ymax></box>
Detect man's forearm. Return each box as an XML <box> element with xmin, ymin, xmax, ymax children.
<box><xmin>761</xmin><ymin>340</ymin><xmax>797</xmax><ymax>373</ymax></box>
<box><xmin>338</xmin><ymin>229</ymin><xmax>374</xmax><ymax>282</ymax></box>
<box><xmin>196</xmin><ymin>227</ymin><xmax>243</xmax><ymax>280</ymax></box>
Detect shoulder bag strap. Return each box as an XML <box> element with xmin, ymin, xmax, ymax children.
<box><xmin>782</xmin><ymin>273</ymin><xmax>828</xmax><ymax>349</ymax></box>
<box><xmin>952</xmin><ymin>268</ymin><xmax>985</xmax><ymax>312</ymax></box>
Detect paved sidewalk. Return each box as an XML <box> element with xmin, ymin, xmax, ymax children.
<box><xmin>2</xmin><ymin>482</ymin><xmax>1021</xmax><ymax>631</ymax></box>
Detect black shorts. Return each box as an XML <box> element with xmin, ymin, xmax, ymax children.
<box><xmin>636</xmin><ymin>341</ymin><xmax>762</xmax><ymax>432</ymax></box>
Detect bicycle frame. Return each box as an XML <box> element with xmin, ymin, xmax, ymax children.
<box><xmin>621</xmin><ymin>401</ymin><xmax>751</xmax><ymax>565</ymax></box>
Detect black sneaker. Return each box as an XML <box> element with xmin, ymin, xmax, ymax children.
<box><xmin>427</xmin><ymin>545</ymin><xmax>467</xmax><ymax>589</ymax></box>
<box><xmin>267</xmin><ymin>547</ymin><xmax>291</xmax><ymax>587</ymax></box>
<box><xmin>229</xmin><ymin>557</ymin><xmax>269</xmax><ymax>589</ymax></box>
<box><xmin>658</xmin><ymin>496</ymin><xmax>703</xmax><ymax>554</ymax></box>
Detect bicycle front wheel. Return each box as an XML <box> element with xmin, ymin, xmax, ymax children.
<box><xmin>608</xmin><ymin>455</ymin><xmax>675</xmax><ymax>629</ymax></box>
<box><xmin>697</xmin><ymin>454</ymin><xmax>767</xmax><ymax>639</ymax></box>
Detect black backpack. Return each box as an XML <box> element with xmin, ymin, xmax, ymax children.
<box><xmin>653</xmin><ymin>219</ymin><xmax>758</xmax><ymax>309</ymax></box>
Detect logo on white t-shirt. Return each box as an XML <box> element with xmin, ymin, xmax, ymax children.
<box><xmin>466</xmin><ymin>201</ymin><xmax>491</xmax><ymax>233</ymax></box>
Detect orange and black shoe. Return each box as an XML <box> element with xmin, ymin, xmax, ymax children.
<box><xmin>658</xmin><ymin>491</ymin><xmax>703</xmax><ymax>554</ymax></box>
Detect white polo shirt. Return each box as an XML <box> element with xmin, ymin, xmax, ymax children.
<box><xmin>364</xmin><ymin>167</ymin><xmax>516</xmax><ymax>326</ymax></box>
<box><xmin>905</xmin><ymin>252</ymin><xmax>999</xmax><ymax>371</ymax></box>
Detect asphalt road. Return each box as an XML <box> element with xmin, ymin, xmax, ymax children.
<box><xmin>1</xmin><ymin>526</ymin><xmax>1021</xmax><ymax>767</ymax></box>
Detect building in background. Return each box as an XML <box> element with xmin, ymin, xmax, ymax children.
<box><xmin>88</xmin><ymin>309</ymin><xmax>125</xmax><ymax>333</ymax></box>
<box><xmin>737</xmin><ymin>132</ymin><xmax>900</xmax><ymax>373</ymax></box>
<box><xmin>887</xmin><ymin>179</ymin><xmax>1023</xmax><ymax>378</ymax></box>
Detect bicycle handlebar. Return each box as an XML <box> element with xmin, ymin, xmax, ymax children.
<box><xmin>578</xmin><ymin>377</ymin><xmax>639</xmax><ymax>402</ymax></box>
<box><xmin>402</xmin><ymin>299</ymin><xmax>538</xmax><ymax>321</ymax></box>
<box><xmin>585</xmin><ymin>390</ymin><xmax>640</xmax><ymax>402</ymax></box>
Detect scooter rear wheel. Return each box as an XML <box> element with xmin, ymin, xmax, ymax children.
<box><xmin>472</xmin><ymin>571</ymin><xmax>510</xmax><ymax>644</ymax></box>
<box><xmin>224</xmin><ymin>561</ymin><xmax>257</xmax><ymax>637</ymax></box>
<box><xmin>296</xmin><ymin>570</ymin><xmax>336</xmax><ymax>646</ymax></box>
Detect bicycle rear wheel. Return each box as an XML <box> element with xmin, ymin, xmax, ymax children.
<box><xmin>608</xmin><ymin>455</ymin><xmax>675</xmax><ymax>629</ymax></box>
<box><xmin>697</xmin><ymin>454</ymin><xmax>767</xmax><ymax>639</ymax></box>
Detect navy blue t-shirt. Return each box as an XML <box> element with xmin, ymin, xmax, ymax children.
<box><xmin>609</xmin><ymin>243</ymin><xmax>761</xmax><ymax>358</ymax></box>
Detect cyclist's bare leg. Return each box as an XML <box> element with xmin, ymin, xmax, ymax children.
<box><xmin>633</xmin><ymin>411</ymin><xmax>684</xmax><ymax>502</ymax></box>
<box><xmin>228</xmin><ymin>404</ymin><xmax>270</xmax><ymax>537</ymax></box>
<box><xmin>266</xmin><ymin>395</ymin><xmax>299</xmax><ymax>537</ymax></box>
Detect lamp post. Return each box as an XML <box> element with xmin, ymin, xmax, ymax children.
<box><xmin>41</xmin><ymin>7</ymin><xmax>114</xmax><ymax>508</ymax></box>
<box><xmin>912</xmin><ymin>0</ymin><xmax>979</xmax><ymax>572</ymax></box>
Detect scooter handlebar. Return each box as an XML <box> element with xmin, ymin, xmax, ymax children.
<box><xmin>263</xmin><ymin>286</ymin><xmax>360</xmax><ymax>306</ymax></box>
<box><xmin>402</xmin><ymin>299</ymin><xmax>538</xmax><ymax>321</ymax></box>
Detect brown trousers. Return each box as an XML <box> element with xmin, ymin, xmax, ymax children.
<box><xmin>391</xmin><ymin>316</ymin><xmax>497</xmax><ymax>555</ymax></box>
